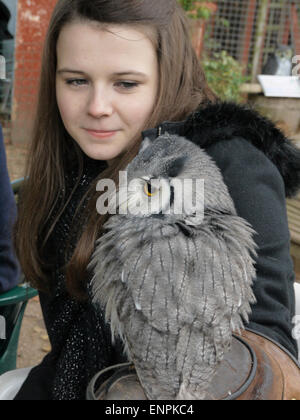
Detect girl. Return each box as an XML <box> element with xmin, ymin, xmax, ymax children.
<box><xmin>10</xmin><ymin>0</ymin><xmax>300</xmax><ymax>399</ymax></box>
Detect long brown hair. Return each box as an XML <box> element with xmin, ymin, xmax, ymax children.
<box><xmin>14</xmin><ymin>0</ymin><xmax>218</xmax><ymax>300</ymax></box>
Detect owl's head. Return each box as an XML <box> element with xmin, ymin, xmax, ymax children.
<box><xmin>275</xmin><ymin>44</ymin><xmax>294</xmax><ymax>61</ymax></box>
<box><xmin>109</xmin><ymin>133</ymin><xmax>234</xmax><ymax>228</ymax></box>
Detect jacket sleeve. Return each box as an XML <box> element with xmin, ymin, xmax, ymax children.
<box><xmin>0</xmin><ymin>126</ymin><xmax>20</xmax><ymax>293</ymax></box>
<box><xmin>206</xmin><ymin>136</ymin><xmax>298</xmax><ymax>358</ymax></box>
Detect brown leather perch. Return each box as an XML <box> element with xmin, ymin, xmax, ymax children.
<box><xmin>86</xmin><ymin>329</ymin><xmax>300</xmax><ymax>401</ymax></box>
<box><xmin>237</xmin><ymin>330</ymin><xmax>300</xmax><ymax>401</ymax></box>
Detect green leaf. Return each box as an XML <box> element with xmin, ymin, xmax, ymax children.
<box><xmin>202</xmin><ymin>51</ymin><xmax>248</xmax><ymax>102</ymax></box>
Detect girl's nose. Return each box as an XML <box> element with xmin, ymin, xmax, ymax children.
<box><xmin>87</xmin><ymin>87</ymin><xmax>113</xmax><ymax>118</ymax></box>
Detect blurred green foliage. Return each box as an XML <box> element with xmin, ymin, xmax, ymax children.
<box><xmin>177</xmin><ymin>0</ymin><xmax>214</xmax><ymax>20</ymax></box>
<box><xmin>202</xmin><ymin>51</ymin><xmax>249</xmax><ymax>102</ymax></box>
<box><xmin>178</xmin><ymin>1</ymin><xmax>247</xmax><ymax>102</ymax></box>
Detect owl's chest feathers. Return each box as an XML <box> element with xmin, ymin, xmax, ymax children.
<box><xmin>276</xmin><ymin>57</ymin><xmax>292</xmax><ymax>75</ymax></box>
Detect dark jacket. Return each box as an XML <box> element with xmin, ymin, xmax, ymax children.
<box><xmin>0</xmin><ymin>1</ymin><xmax>13</xmax><ymax>40</ymax></box>
<box><xmin>0</xmin><ymin>125</ymin><xmax>20</xmax><ymax>293</ymax></box>
<box><xmin>15</xmin><ymin>101</ymin><xmax>300</xmax><ymax>400</ymax></box>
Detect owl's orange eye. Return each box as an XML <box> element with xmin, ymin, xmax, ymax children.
<box><xmin>144</xmin><ymin>182</ymin><xmax>158</xmax><ymax>197</ymax></box>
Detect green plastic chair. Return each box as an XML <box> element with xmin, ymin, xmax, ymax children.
<box><xmin>0</xmin><ymin>178</ymin><xmax>38</xmax><ymax>375</ymax></box>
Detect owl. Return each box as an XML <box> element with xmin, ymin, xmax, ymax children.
<box><xmin>262</xmin><ymin>44</ymin><xmax>294</xmax><ymax>76</ymax></box>
<box><xmin>89</xmin><ymin>133</ymin><xmax>257</xmax><ymax>400</ymax></box>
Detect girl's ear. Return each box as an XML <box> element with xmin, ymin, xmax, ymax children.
<box><xmin>138</xmin><ymin>137</ymin><xmax>152</xmax><ymax>155</ymax></box>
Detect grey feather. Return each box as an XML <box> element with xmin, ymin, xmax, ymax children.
<box><xmin>88</xmin><ymin>133</ymin><xmax>258</xmax><ymax>400</ymax></box>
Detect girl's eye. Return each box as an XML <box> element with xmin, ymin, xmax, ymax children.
<box><xmin>65</xmin><ymin>79</ymin><xmax>139</xmax><ymax>90</ymax></box>
<box><xmin>65</xmin><ymin>79</ymin><xmax>87</xmax><ymax>87</ymax></box>
<box><xmin>115</xmin><ymin>81</ymin><xmax>139</xmax><ymax>90</ymax></box>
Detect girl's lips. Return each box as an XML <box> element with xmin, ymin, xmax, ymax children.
<box><xmin>85</xmin><ymin>129</ymin><xmax>118</xmax><ymax>139</ymax></box>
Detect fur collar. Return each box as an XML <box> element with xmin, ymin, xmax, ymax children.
<box><xmin>143</xmin><ymin>101</ymin><xmax>300</xmax><ymax>198</ymax></box>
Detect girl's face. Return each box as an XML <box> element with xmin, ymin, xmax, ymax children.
<box><xmin>56</xmin><ymin>21</ymin><xmax>159</xmax><ymax>164</ymax></box>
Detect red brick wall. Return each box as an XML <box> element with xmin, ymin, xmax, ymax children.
<box><xmin>12</xmin><ymin>0</ymin><xmax>57</xmax><ymax>145</ymax></box>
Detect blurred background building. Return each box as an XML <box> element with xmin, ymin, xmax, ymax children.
<box><xmin>0</xmin><ymin>0</ymin><xmax>56</xmax><ymax>145</ymax></box>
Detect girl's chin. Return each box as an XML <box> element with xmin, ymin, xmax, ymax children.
<box><xmin>81</xmin><ymin>144</ymin><xmax>121</xmax><ymax>162</ymax></box>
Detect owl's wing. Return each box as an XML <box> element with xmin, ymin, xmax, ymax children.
<box><xmin>262</xmin><ymin>55</ymin><xmax>277</xmax><ymax>75</ymax></box>
<box><xmin>89</xmin><ymin>212</ymin><xmax>257</xmax><ymax>399</ymax></box>
<box><xmin>122</xmin><ymin>212</ymin><xmax>257</xmax><ymax>344</ymax></box>
<box><xmin>90</xmin><ymin>212</ymin><xmax>257</xmax><ymax>338</ymax></box>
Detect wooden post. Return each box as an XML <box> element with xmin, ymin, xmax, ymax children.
<box><xmin>282</xmin><ymin>8</ymin><xmax>291</xmax><ymax>45</ymax></box>
<box><xmin>241</xmin><ymin>0</ymin><xmax>257</xmax><ymax>74</ymax></box>
<box><xmin>189</xmin><ymin>2</ymin><xmax>218</xmax><ymax>58</ymax></box>
<box><xmin>251</xmin><ymin>0</ymin><xmax>270</xmax><ymax>82</ymax></box>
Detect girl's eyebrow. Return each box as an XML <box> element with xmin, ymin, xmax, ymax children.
<box><xmin>57</xmin><ymin>68</ymin><xmax>148</xmax><ymax>77</ymax></box>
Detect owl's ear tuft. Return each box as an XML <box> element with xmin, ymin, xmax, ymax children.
<box><xmin>167</xmin><ymin>156</ymin><xmax>187</xmax><ymax>178</ymax></box>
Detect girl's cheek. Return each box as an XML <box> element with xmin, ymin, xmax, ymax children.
<box><xmin>123</xmin><ymin>97</ymin><xmax>154</xmax><ymax>123</ymax></box>
<box><xmin>57</xmin><ymin>92</ymin><xmax>79</xmax><ymax>120</ymax></box>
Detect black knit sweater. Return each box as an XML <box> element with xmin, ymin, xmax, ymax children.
<box><xmin>15</xmin><ymin>156</ymin><xmax>128</xmax><ymax>400</ymax></box>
